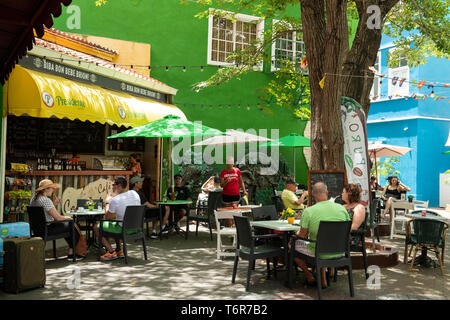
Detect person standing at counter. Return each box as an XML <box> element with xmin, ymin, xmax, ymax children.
<box><xmin>30</xmin><ymin>179</ymin><xmax>81</xmax><ymax>260</ymax></box>
<box><xmin>129</xmin><ymin>154</ymin><xmax>142</xmax><ymax>177</ymax></box>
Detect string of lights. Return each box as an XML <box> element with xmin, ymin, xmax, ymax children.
<box><xmin>34</xmin><ymin>55</ymin><xmax>450</xmax><ymax>88</ymax></box>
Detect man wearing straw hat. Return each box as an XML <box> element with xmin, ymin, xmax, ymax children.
<box><xmin>30</xmin><ymin>179</ymin><xmax>81</xmax><ymax>260</ymax></box>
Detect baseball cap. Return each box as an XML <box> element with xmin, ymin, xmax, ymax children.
<box><xmin>130</xmin><ymin>176</ymin><xmax>145</xmax><ymax>184</ymax></box>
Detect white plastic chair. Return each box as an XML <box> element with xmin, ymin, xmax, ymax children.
<box><xmin>390</xmin><ymin>201</ymin><xmax>415</xmax><ymax>239</ymax></box>
<box><xmin>214</xmin><ymin>210</ymin><xmax>243</xmax><ymax>260</ymax></box>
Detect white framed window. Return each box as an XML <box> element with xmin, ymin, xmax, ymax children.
<box><xmin>370</xmin><ymin>51</ymin><xmax>381</xmax><ymax>100</ymax></box>
<box><xmin>207</xmin><ymin>9</ymin><xmax>264</xmax><ymax>66</ymax></box>
<box><xmin>271</xmin><ymin>20</ymin><xmax>306</xmax><ymax>72</ymax></box>
<box><xmin>388</xmin><ymin>48</ymin><xmax>409</xmax><ymax>98</ymax></box>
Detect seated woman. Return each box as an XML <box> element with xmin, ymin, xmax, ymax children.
<box><xmin>342</xmin><ymin>184</ymin><xmax>366</xmax><ymax>245</ymax></box>
<box><xmin>30</xmin><ymin>179</ymin><xmax>81</xmax><ymax>260</ymax></box>
<box><xmin>193</xmin><ymin>176</ymin><xmax>222</xmax><ymax>223</ymax></box>
<box><xmin>370</xmin><ymin>176</ymin><xmax>383</xmax><ymax>200</ymax></box>
<box><xmin>380</xmin><ymin>176</ymin><xmax>411</xmax><ymax>219</ymax></box>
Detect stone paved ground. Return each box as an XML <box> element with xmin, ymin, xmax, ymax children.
<box><xmin>0</xmin><ymin>224</ymin><xmax>449</xmax><ymax>300</ymax></box>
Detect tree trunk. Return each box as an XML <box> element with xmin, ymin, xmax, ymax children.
<box><xmin>301</xmin><ymin>0</ymin><xmax>400</xmax><ymax>170</ymax></box>
<box><xmin>301</xmin><ymin>0</ymin><xmax>347</xmax><ymax>170</ymax></box>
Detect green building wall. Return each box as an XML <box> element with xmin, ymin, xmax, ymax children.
<box><xmin>53</xmin><ymin>0</ymin><xmax>309</xmax><ymax>184</ymax></box>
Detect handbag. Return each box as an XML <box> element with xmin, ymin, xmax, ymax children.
<box><xmin>73</xmin><ymin>223</ymin><xmax>87</xmax><ymax>257</ymax></box>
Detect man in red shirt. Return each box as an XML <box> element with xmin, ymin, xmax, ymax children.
<box><xmin>220</xmin><ymin>156</ymin><xmax>248</xmax><ymax>207</ymax></box>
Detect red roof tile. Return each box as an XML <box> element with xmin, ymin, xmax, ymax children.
<box><xmin>35</xmin><ymin>37</ymin><xmax>170</xmax><ymax>88</ymax></box>
<box><xmin>44</xmin><ymin>27</ymin><xmax>118</xmax><ymax>55</ymax></box>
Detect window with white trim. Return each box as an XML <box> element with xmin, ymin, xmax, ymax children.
<box><xmin>207</xmin><ymin>10</ymin><xmax>264</xmax><ymax>66</ymax></box>
<box><xmin>388</xmin><ymin>49</ymin><xmax>409</xmax><ymax>97</ymax></box>
<box><xmin>271</xmin><ymin>21</ymin><xmax>306</xmax><ymax>72</ymax></box>
<box><xmin>370</xmin><ymin>51</ymin><xmax>381</xmax><ymax>100</ymax></box>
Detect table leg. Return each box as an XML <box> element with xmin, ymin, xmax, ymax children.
<box><xmin>412</xmin><ymin>247</ymin><xmax>438</xmax><ymax>268</ymax></box>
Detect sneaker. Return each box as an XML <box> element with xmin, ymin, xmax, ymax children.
<box><xmin>161</xmin><ymin>225</ymin><xmax>171</xmax><ymax>234</ymax></box>
<box><xmin>67</xmin><ymin>254</ymin><xmax>85</xmax><ymax>261</ymax></box>
<box><xmin>100</xmin><ymin>251</ymin><xmax>118</xmax><ymax>261</ymax></box>
<box><xmin>151</xmin><ymin>231</ymin><xmax>158</xmax><ymax>239</ymax></box>
<box><xmin>116</xmin><ymin>249</ymin><xmax>124</xmax><ymax>258</ymax></box>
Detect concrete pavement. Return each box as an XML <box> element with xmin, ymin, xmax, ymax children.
<box><xmin>0</xmin><ymin>224</ymin><xmax>448</xmax><ymax>300</ymax></box>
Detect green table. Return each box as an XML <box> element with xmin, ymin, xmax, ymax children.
<box><xmin>155</xmin><ymin>200</ymin><xmax>192</xmax><ymax>236</ymax></box>
<box><xmin>251</xmin><ymin>219</ymin><xmax>301</xmax><ymax>274</ymax></box>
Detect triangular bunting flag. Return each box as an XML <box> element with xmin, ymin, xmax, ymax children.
<box><xmin>418</xmin><ymin>81</ymin><xmax>427</xmax><ymax>89</ymax></box>
<box><xmin>398</xmin><ymin>78</ymin><xmax>406</xmax><ymax>87</ymax></box>
<box><xmin>319</xmin><ymin>77</ymin><xmax>325</xmax><ymax>89</ymax></box>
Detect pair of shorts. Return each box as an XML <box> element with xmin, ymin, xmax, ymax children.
<box><xmin>97</xmin><ymin>221</ymin><xmax>138</xmax><ymax>235</ymax></box>
<box><xmin>222</xmin><ymin>194</ymin><xmax>240</xmax><ymax>203</ymax></box>
<box><xmin>294</xmin><ymin>239</ymin><xmax>314</xmax><ymax>257</ymax></box>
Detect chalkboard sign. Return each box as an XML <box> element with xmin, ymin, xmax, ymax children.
<box><xmin>308</xmin><ymin>170</ymin><xmax>347</xmax><ymax>205</ymax></box>
<box><xmin>7</xmin><ymin>116</ymin><xmax>105</xmax><ymax>154</ymax></box>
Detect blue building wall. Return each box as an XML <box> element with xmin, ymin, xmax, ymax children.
<box><xmin>368</xmin><ymin>35</ymin><xmax>450</xmax><ymax>208</ymax></box>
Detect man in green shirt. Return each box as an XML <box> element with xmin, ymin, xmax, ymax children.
<box><xmin>281</xmin><ymin>179</ymin><xmax>308</xmax><ymax>210</ymax></box>
<box><xmin>293</xmin><ymin>182</ymin><xmax>350</xmax><ymax>288</ymax></box>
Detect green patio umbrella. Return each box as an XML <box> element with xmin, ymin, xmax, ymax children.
<box><xmin>260</xmin><ymin>133</ymin><xmax>311</xmax><ymax>178</ymax></box>
<box><xmin>108</xmin><ymin>115</ymin><xmax>226</xmax><ymax>200</ymax></box>
<box><xmin>443</xmin><ymin>151</ymin><xmax>450</xmax><ymax>154</ymax></box>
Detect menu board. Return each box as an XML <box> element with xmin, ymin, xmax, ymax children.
<box><xmin>8</xmin><ymin>116</ymin><xmax>105</xmax><ymax>154</ymax></box>
<box><xmin>308</xmin><ymin>170</ymin><xmax>347</xmax><ymax>205</ymax></box>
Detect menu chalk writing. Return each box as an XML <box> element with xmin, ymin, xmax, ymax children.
<box><xmin>308</xmin><ymin>170</ymin><xmax>347</xmax><ymax>205</ymax></box>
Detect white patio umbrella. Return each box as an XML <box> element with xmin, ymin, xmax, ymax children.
<box><xmin>445</xmin><ymin>129</ymin><xmax>450</xmax><ymax>147</ymax></box>
<box><xmin>368</xmin><ymin>143</ymin><xmax>412</xmax><ymax>178</ymax></box>
<box><xmin>192</xmin><ymin>129</ymin><xmax>273</xmax><ymax>146</ymax></box>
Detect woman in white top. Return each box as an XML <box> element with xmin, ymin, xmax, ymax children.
<box><xmin>30</xmin><ymin>179</ymin><xmax>80</xmax><ymax>260</ymax></box>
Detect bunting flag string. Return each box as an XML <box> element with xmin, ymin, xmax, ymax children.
<box><xmin>371</xmin><ymin>92</ymin><xmax>450</xmax><ymax>102</ymax></box>
<box><xmin>30</xmin><ymin>55</ymin><xmax>450</xmax><ymax>89</ymax></box>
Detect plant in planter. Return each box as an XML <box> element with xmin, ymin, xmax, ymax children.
<box><xmin>407</xmin><ymin>195</ymin><xmax>414</xmax><ymax>203</ymax></box>
<box><xmin>86</xmin><ymin>197</ymin><xmax>96</xmax><ymax>211</ymax></box>
<box><xmin>280</xmin><ymin>207</ymin><xmax>296</xmax><ymax>224</ymax></box>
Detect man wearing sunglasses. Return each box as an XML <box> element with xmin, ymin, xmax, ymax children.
<box><xmin>94</xmin><ymin>176</ymin><xmax>140</xmax><ymax>261</ymax></box>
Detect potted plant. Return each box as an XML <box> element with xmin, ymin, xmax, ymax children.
<box><xmin>280</xmin><ymin>207</ymin><xmax>296</xmax><ymax>224</ymax></box>
<box><xmin>86</xmin><ymin>197</ymin><xmax>96</xmax><ymax>211</ymax></box>
<box><xmin>408</xmin><ymin>195</ymin><xmax>414</xmax><ymax>203</ymax></box>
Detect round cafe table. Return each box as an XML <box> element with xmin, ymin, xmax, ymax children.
<box><xmin>66</xmin><ymin>208</ymin><xmax>105</xmax><ymax>247</ymax></box>
<box><xmin>155</xmin><ymin>200</ymin><xmax>192</xmax><ymax>236</ymax></box>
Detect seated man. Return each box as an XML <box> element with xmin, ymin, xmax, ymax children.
<box><xmin>292</xmin><ymin>182</ymin><xmax>350</xmax><ymax>288</ymax></box>
<box><xmin>163</xmin><ymin>174</ymin><xmax>191</xmax><ymax>232</ymax></box>
<box><xmin>281</xmin><ymin>179</ymin><xmax>308</xmax><ymax>210</ymax></box>
<box><xmin>130</xmin><ymin>176</ymin><xmax>160</xmax><ymax>239</ymax></box>
<box><xmin>94</xmin><ymin>176</ymin><xmax>141</xmax><ymax>261</ymax></box>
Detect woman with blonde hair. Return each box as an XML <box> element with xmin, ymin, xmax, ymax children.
<box><xmin>30</xmin><ymin>179</ymin><xmax>81</xmax><ymax>260</ymax></box>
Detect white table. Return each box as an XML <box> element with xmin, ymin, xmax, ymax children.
<box><xmin>66</xmin><ymin>209</ymin><xmax>105</xmax><ymax>245</ymax></box>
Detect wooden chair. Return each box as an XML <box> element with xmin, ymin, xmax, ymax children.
<box><xmin>390</xmin><ymin>201</ymin><xmax>414</xmax><ymax>239</ymax></box>
<box><xmin>214</xmin><ymin>210</ymin><xmax>243</xmax><ymax>260</ymax></box>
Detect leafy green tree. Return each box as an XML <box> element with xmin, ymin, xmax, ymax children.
<box><xmin>191</xmin><ymin>0</ymin><xmax>449</xmax><ymax>170</ymax></box>
<box><xmin>96</xmin><ymin>0</ymin><xmax>449</xmax><ymax>171</ymax></box>
<box><xmin>370</xmin><ymin>157</ymin><xmax>401</xmax><ymax>179</ymax></box>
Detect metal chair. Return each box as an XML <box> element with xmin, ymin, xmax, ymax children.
<box><xmin>98</xmin><ymin>205</ymin><xmax>147</xmax><ymax>264</ymax></box>
<box><xmin>214</xmin><ymin>210</ymin><xmax>243</xmax><ymax>260</ymax></box>
<box><xmin>406</xmin><ymin>218</ymin><xmax>448</xmax><ymax>275</ymax></box>
<box><xmin>185</xmin><ymin>191</ymin><xmax>222</xmax><ymax>241</ymax></box>
<box><xmin>231</xmin><ymin>215</ymin><xmax>284</xmax><ymax>291</ymax></box>
<box><xmin>27</xmin><ymin>206</ymin><xmax>76</xmax><ymax>262</ymax></box>
<box><xmin>288</xmin><ymin>220</ymin><xmax>354</xmax><ymax>300</ymax></box>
